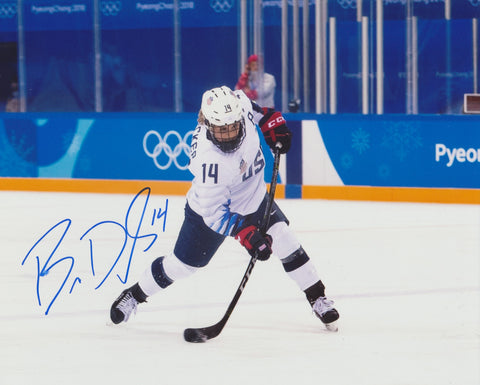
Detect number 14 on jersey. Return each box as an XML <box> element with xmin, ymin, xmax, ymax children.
<box><xmin>202</xmin><ymin>163</ymin><xmax>218</xmax><ymax>184</ymax></box>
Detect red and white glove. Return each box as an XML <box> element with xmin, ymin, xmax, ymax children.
<box><xmin>259</xmin><ymin>108</ymin><xmax>292</xmax><ymax>154</ymax></box>
<box><xmin>235</xmin><ymin>225</ymin><xmax>273</xmax><ymax>261</ymax></box>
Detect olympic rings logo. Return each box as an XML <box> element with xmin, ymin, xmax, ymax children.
<box><xmin>0</xmin><ymin>3</ymin><xmax>17</xmax><ymax>18</ymax></box>
<box><xmin>209</xmin><ymin>0</ymin><xmax>234</xmax><ymax>13</ymax></box>
<box><xmin>143</xmin><ymin>130</ymin><xmax>193</xmax><ymax>171</ymax></box>
<box><xmin>337</xmin><ymin>0</ymin><xmax>356</xmax><ymax>9</ymax></box>
<box><xmin>100</xmin><ymin>0</ymin><xmax>122</xmax><ymax>16</ymax></box>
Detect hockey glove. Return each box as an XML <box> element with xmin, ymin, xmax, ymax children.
<box><xmin>235</xmin><ymin>225</ymin><xmax>273</xmax><ymax>261</ymax></box>
<box><xmin>259</xmin><ymin>108</ymin><xmax>292</xmax><ymax>154</ymax></box>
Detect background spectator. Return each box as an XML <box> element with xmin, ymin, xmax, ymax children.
<box><xmin>5</xmin><ymin>76</ymin><xmax>19</xmax><ymax>112</ymax></box>
<box><xmin>235</xmin><ymin>54</ymin><xmax>276</xmax><ymax>108</ymax></box>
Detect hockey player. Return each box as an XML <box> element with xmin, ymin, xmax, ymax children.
<box><xmin>110</xmin><ymin>86</ymin><xmax>339</xmax><ymax>331</ymax></box>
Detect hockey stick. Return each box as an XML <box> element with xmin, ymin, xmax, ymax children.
<box><xmin>184</xmin><ymin>146</ymin><xmax>282</xmax><ymax>343</ymax></box>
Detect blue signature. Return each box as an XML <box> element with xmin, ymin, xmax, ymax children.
<box><xmin>21</xmin><ymin>187</ymin><xmax>169</xmax><ymax>315</ymax></box>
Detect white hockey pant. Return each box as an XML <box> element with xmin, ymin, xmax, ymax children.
<box><xmin>139</xmin><ymin>221</ymin><xmax>320</xmax><ymax>296</ymax></box>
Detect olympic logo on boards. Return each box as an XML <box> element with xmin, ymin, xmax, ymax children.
<box><xmin>100</xmin><ymin>0</ymin><xmax>122</xmax><ymax>16</ymax></box>
<box><xmin>209</xmin><ymin>0</ymin><xmax>234</xmax><ymax>13</ymax></box>
<box><xmin>337</xmin><ymin>0</ymin><xmax>356</xmax><ymax>9</ymax></box>
<box><xmin>0</xmin><ymin>2</ymin><xmax>17</xmax><ymax>18</ymax></box>
<box><xmin>143</xmin><ymin>130</ymin><xmax>193</xmax><ymax>171</ymax></box>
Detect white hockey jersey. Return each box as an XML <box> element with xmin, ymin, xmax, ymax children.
<box><xmin>187</xmin><ymin>90</ymin><xmax>267</xmax><ymax>236</ymax></box>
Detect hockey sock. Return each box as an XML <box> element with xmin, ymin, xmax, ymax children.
<box><xmin>281</xmin><ymin>247</ymin><xmax>321</xmax><ymax>291</ymax></box>
<box><xmin>151</xmin><ymin>256</ymin><xmax>174</xmax><ymax>289</ymax></box>
<box><xmin>281</xmin><ymin>247</ymin><xmax>310</xmax><ymax>273</ymax></box>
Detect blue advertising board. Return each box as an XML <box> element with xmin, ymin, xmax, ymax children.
<box><xmin>0</xmin><ymin>113</ymin><xmax>197</xmax><ymax>180</ymax></box>
<box><xmin>1</xmin><ymin>113</ymin><xmax>479</xmax><ymax>191</ymax></box>
<box><xmin>315</xmin><ymin>114</ymin><xmax>480</xmax><ymax>189</ymax></box>
<box><xmin>19</xmin><ymin>0</ymin><xmax>239</xmax><ymax>31</ymax></box>
<box><xmin>2</xmin><ymin>1</ymin><xmax>479</xmax><ymax>33</ymax></box>
<box><xmin>0</xmin><ymin>1</ymin><xmax>17</xmax><ymax>33</ymax></box>
<box><xmin>23</xmin><ymin>0</ymin><xmax>92</xmax><ymax>31</ymax></box>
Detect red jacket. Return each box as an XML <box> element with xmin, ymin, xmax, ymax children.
<box><xmin>235</xmin><ymin>72</ymin><xmax>258</xmax><ymax>100</ymax></box>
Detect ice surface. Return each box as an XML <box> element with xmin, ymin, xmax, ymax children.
<box><xmin>1</xmin><ymin>190</ymin><xmax>479</xmax><ymax>385</ymax></box>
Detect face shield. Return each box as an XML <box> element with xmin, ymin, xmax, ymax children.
<box><xmin>206</xmin><ymin>118</ymin><xmax>245</xmax><ymax>153</ymax></box>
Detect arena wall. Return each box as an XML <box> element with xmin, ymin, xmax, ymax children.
<box><xmin>1</xmin><ymin>113</ymin><xmax>479</xmax><ymax>204</ymax></box>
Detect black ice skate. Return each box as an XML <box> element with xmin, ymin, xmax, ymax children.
<box><xmin>110</xmin><ymin>283</ymin><xmax>147</xmax><ymax>324</ymax></box>
<box><xmin>312</xmin><ymin>297</ymin><xmax>339</xmax><ymax>332</ymax></box>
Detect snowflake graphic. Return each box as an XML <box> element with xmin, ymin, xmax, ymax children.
<box><xmin>381</xmin><ymin>122</ymin><xmax>423</xmax><ymax>162</ymax></box>
<box><xmin>352</xmin><ymin>127</ymin><xmax>370</xmax><ymax>155</ymax></box>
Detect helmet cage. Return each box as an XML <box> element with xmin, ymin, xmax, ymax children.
<box><xmin>205</xmin><ymin>117</ymin><xmax>245</xmax><ymax>153</ymax></box>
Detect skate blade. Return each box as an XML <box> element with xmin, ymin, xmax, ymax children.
<box><xmin>325</xmin><ymin>322</ymin><xmax>338</xmax><ymax>332</ymax></box>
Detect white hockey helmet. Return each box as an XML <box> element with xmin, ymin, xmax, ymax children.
<box><xmin>201</xmin><ymin>86</ymin><xmax>245</xmax><ymax>152</ymax></box>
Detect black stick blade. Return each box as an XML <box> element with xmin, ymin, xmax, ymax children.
<box><xmin>183</xmin><ymin>321</ymin><xmax>225</xmax><ymax>343</ymax></box>
<box><xmin>183</xmin><ymin>328</ymin><xmax>208</xmax><ymax>343</ymax></box>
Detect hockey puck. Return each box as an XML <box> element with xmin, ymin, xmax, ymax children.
<box><xmin>184</xmin><ymin>328</ymin><xmax>208</xmax><ymax>343</ymax></box>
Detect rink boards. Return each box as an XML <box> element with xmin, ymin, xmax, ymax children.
<box><xmin>0</xmin><ymin>113</ymin><xmax>479</xmax><ymax>204</ymax></box>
